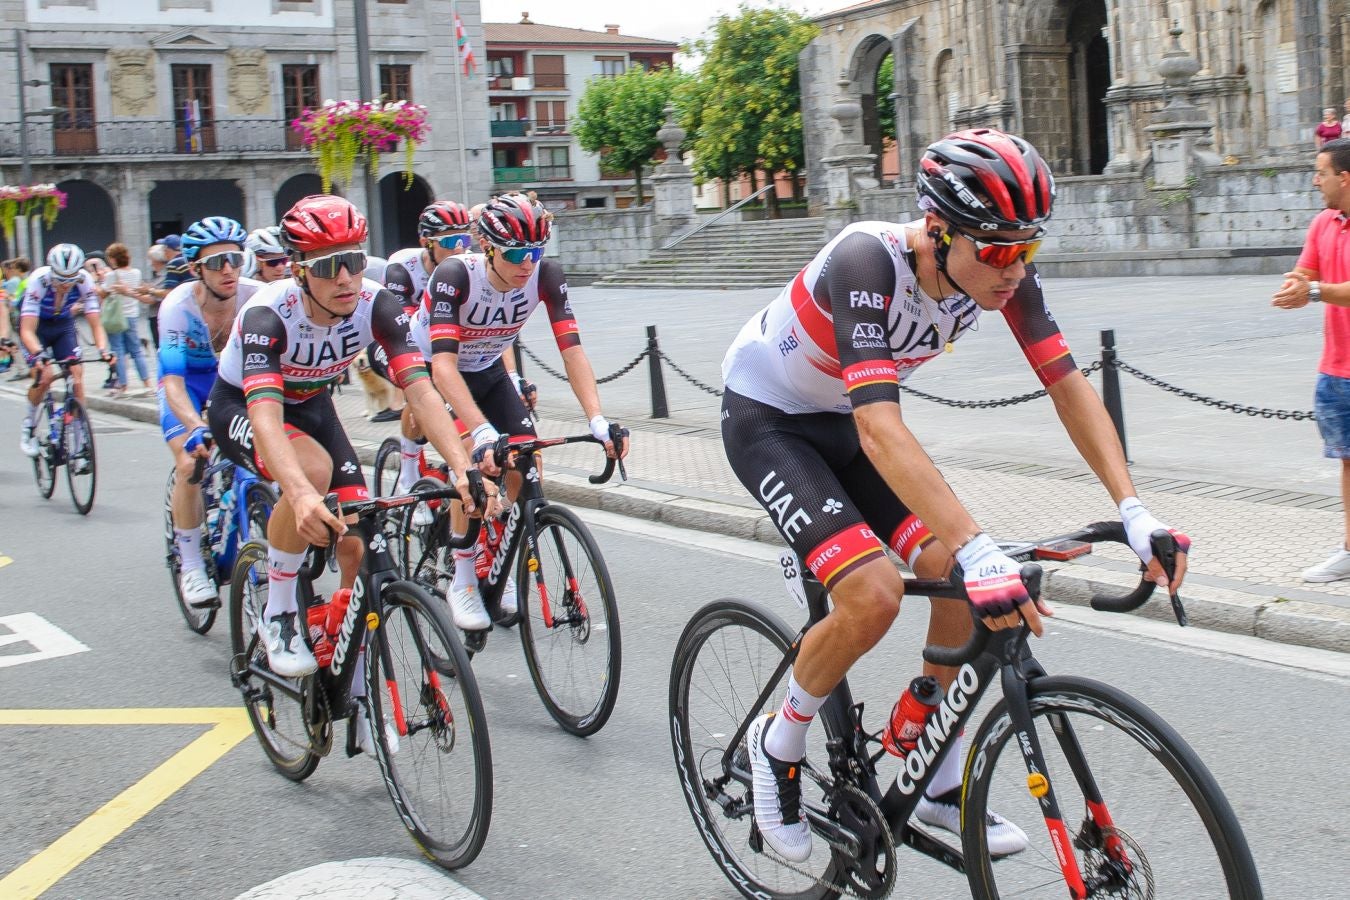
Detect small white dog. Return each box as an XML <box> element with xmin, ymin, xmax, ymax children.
<box><xmin>353</xmin><ymin>347</ymin><xmax>399</xmax><ymax>419</ymax></box>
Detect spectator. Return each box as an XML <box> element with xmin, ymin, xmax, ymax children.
<box><xmin>1341</xmin><ymin>98</ymin><xmax>1350</xmax><ymax>134</ymax></box>
<box><xmin>0</xmin><ymin>259</ymin><xmax>15</xmax><ymax>372</ymax></box>
<box><xmin>100</xmin><ymin>242</ymin><xmax>152</xmax><ymax>396</ymax></box>
<box><xmin>1273</xmin><ymin>136</ymin><xmax>1350</xmax><ymax>582</ymax></box>
<box><xmin>140</xmin><ymin>244</ymin><xmax>171</xmax><ymax>348</ymax></box>
<box><xmin>1315</xmin><ymin>108</ymin><xmax>1342</xmax><ymax>150</ymax></box>
<box><xmin>4</xmin><ymin>256</ymin><xmax>31</xmax><ymax>379</ymax></box>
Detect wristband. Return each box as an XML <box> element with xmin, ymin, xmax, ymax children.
<box><xmin>589</xmin><ymin>415</ymin><xmax>610</xmax><ymax>443</ymax></box>
<box><xmin>471</xmin><ymin>422</ymin><xmax>500</xmax><ymax>448</ymax></box>
<box><xmin>511</xmin><ymin>373</ymin><xmax>525</xmax><ymax>393</ymax></box>
<box><xmin>954</xmin><ymin>532</ymin><xmax>995</xmax><ymax>571</ymax></box>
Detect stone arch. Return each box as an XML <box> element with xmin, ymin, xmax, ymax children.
<box><xmin>274</xmin><ymin>173</ymin><xmax>327</xmax><ymax>222</ymax></box>
<box><xmin>1255</xmin><ymin>0</ymin><xmax>1300</xmax><ymax>153</ymax></box>
<box><xmin>1067</xmin><ymin>0</ymin><xmax>1111</xmax><ymax>174</ymax></box>
<box><xmin>934</xmin><ymin>50</ymin><xmax>956</xmax><ymax>135</ymax></box>
<box><xmin>847</xmin><ymin>34</ymin><xmax>896</xmax><ymax>182</ymax></box>
<box><xmin>148</xmin><ymin>179</ymin><xmax>245</xmax><ymax>243</ymax></box>
<box><xmin>377</xmin><ymin>172</ymin><xmax>434</xmax><ymax>255</ymax></box>
<box><xmin>44</xmin><ymin>179</ymin><xmax>116</xmax><ymax>252</ymax></box>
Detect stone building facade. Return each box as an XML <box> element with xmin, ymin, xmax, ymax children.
<box><xmin>0</xmin><ymin>0</ymin><xmax>493</xmax><ymax>260</ymax></box>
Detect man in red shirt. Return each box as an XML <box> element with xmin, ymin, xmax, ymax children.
<box><xmin>1274</xmin><ymin>136</ymin><xmax>1350</xmax><ymax>581</ymax></box>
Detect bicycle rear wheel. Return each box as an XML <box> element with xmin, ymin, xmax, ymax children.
<box><xmin>669</xmin><ymin>598</ymin><xmax>846</xmax><ymax>900</ymax></box>
<box><xmin>963</xmin><ymin>675</ymin><xmax>1262</xmax><ymax>899</ymax></box>
<box><xmin>400</xmin><ymin>475</ymin><xmax>449</xmax><ymax>583</ymax></box>
<box><xmin>242</xmin><ymin>482</ymin><xmax>277</xmax><ymax>544</ymax></box>
<box><xmin>63</xmin><ymin>398</ymin><xmax>96</xmax><ymax>514</ymax></box>
<box><xmin>373</xmin><ymin>436</ymin><xmax>402</xmax><ymax>497</ymax></box>
<box><xmin>517</xmin><ymin>504</ymin><xmax>620</xmax><ymax>736</ymax></box>
<box><xmin>366</xmin><ymin>580</ymin><xmax>493</xmax><ymax>870</ymax></box>
<box><xmin>228</xmin><ymin>541</ymin><xmax>320</xmax><ymax>781</ymax></box>
<box><xmin>164</xmin><ymin>467</ymin><xmax>217</xmax><ymax>634</ymax></box>
<box><xmin>32</xmin><ymin>399</ymin><xmax>56</xmax><ymax>499</ymax></box>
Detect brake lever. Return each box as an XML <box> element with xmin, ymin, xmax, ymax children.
<box><xmin>609</xmin><ymin>423</ymin><xmax>629</xmax><ymax>483</ymax></box>
<box><xmin>323</xmin><ymin>492</ymin><xmax>341</xmax><ymax>574</ymax></box>
<box><xmin>1149</xmin><ymin>529</ymin><xmax>1187</xmax><ymax>627</ymax></box>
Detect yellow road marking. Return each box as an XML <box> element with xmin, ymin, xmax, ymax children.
<box><xmin>0</xmin><ymin>555</ymin><xmax>12</xmax><ymax>569</ymax></box>
<box><xmin>0</xmin><ymin>708</ymin><xmax>251</xmax><ymax>900</ymax></box>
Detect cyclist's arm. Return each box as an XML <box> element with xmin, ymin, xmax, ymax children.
<box><xmin>424</xmin><ymin>259</ymin><xmax>491</xmax><ymax>432</ymax></box>
<box><xmin>383</xmin><ymin>260</ymin><xmax>416</xmax><ymax>307</ymax></box>
<box><xmin>536</xmin><ymin>261</ymin><xmax>598</xmax><ymax>416</ymax></box>
<box><xmin>157</xmin><ymin>297</ymin><xmax>207</xmax><ymax>431</ymax></box>
<box><xmin>18</xmin><ymin>313</ymin><xmax>40</xmax><ymax>358</ymax></box>
<box><xmin>238</xmin><ymin>307</ymin><xmax>315</xmax><ymax>505</ymax></box>
<box><xmin>79</xmin><ymin>280</ymin><xmax>109</xmax><ymax>354</ymax></box>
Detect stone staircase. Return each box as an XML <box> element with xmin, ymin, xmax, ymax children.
<box><xmin>594</xmin><ymin>217</ymin><xmax>828</xmax><ymax>289</ymax></box>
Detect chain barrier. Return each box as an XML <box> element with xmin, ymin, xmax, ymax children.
<box><xmin>655</xmin><ymin>349</ymin><xmax>724</xmax><ymax>397</ymax></box>
<box><xmin>1113</xmin><ymin>359</ymin><xmax>1317</xmax><ymax>421</ymax></box>
<box><xmin>517</xmin><ymin>341</ymin><xmax>650</xmax><ymax>385</ymax></box>
<box><xmin>898</xmin><ymin>360</ymin><xmax>1105</xmax><ymax>408</ymax></box>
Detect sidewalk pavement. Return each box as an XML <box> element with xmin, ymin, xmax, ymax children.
<box><xmin>16</xmin><ymin>372</ymin><xmax>1348</xmax><ymax>657</ymax></box>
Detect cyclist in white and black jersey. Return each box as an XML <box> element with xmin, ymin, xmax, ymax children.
<box><xmin>245</xmin><ymin>226</ymin><xmax>291</xmax><ymax>284</ymax></box>
<box><xmin>415</xmin><ymin>194</ymin><xmax>627</xmax><ymax>630</ymax></box>
<box><xmin>209</xmin><ymin>196</ymin><xmax>497</xmax><ymax>704</ymax></box>
<box><xmin>723</xmin><ymin>129</ymin><xmax>1194</xmax><ymax>863</ymax></box>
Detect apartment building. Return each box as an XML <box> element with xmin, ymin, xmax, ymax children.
<box><xmin>485</xmin><ymin>15</ymin><xmax>676</xmax><ymax>209</ymax></box>
<box><xmin>0</xmin><ymin>0</ymin><xmax>492</xmax><ymax>259</ymax></box>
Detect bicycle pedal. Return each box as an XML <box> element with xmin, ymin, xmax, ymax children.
<box><xmin>187</xmin><ymin>596</ymin><xmax>222</xmax><ymax>610</ymax></box>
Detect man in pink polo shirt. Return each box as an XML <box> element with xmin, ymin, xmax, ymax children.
<box><xmin>1274</xmin><ymin>137</ymin><xmax>1350</xmax><ymax>581</ymax></box>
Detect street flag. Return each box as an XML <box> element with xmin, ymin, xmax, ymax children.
<box><xmin>184</xmin><ymin>100</ymin><xmax>201</xmax><ymax>152</ymax></box>
<box><xmin>455</xmin><ymin>14</ymin><xmax>476</xmax><ymax>75</ymax></box>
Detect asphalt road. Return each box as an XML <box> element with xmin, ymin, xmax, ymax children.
<box><xmin>0</xmin><ymin>393</ymin><xmax>1346</xmax><ymax>899</ymax></box>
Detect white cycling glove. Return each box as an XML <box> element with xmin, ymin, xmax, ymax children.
<box><xmin>589</xmin><ymin>415</ymin><xmax>611</xmax><ymax>443</ymax></box>
<box><xmin>471</xmin><ymin>422</ymin><xmax>501</xmax><ymax>463</ymax></box>
<box><xmin>954</xmin><ymin>533</ymin><xmax>1028</xmax><ymax>618</ymax></box>
<box><xmin>1119</xmin><ymin>497</ymin><xmax>1191</xmax><ymax>567</ymax></box>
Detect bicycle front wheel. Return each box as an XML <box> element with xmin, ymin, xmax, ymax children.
<box><xmin>63</xmin><ymin>398</ymin><xmax>96</xmax><ymax>514</ymax></box>
<box><xmin>243</xmin><ymin>482</ymin><xmax>277</xmax><ymax>544</ymax></box>
<box><xmin>517</xmin><ymin>504</ymin><xmax>620</xmax><ymax>736</ymax></box>
<box><xmin>373</xmin><ymin>436</ymin><xmax>402</xmax><ymax>497</ymax></box>
<box><xmin>963</xmin><ymin>675</ymin><xmax>1262</xmax><ymax>899</ymax></box>
<box><xmin>669</xmin><ymin>598</ymin><xmax>846</xmax><ymax>900</ymax></box>
<box><xmin>165</xmin><ymin>467</ymin><xmax>216</xmax><ymax>635</ymax></box>
<box><xmin>228</xmin><ymin>541</ymin><xmax>320</xmax><ymax>781</ymax></box>
<box><xmin>32</xmin><ymin>401</ymin><xmax>56</xmax><ymax>499</ymax></box>
<box><xmin>366</xmin><ymin>580</ymin><xmax>493</xmax><ymax>870</ymax></box>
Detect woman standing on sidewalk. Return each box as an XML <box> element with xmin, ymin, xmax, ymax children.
<box><xmin>100</xmin><ymin>243</ymin><xmax>153</xmax><ymax>397</ymax></box>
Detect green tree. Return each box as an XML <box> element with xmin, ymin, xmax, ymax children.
<box><xmin>877</xmin><ymin>54</ymin><xmax>895</xmax><ymax>145</ymax></box>
<box><xmin>686</xmin><ymin>5</ymin><xmax>817</xmax><ymax>216</ymax></box>
<box><xmin>574</xmin><ymin>65</ymin><xmax>683</xmax><ymax>205</ymax></box>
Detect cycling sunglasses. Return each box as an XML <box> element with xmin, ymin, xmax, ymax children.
<box><xmin>498</xmin><ymin>246</ymin><xmax>544</xmax><ymax>265</ymax></box>
<box><xmin>259</xmin><ymin>256</ymin><xmax>290</xmax><ymax>268</ymax></box>
<box><xmin>296</xmin><ymin>249</ymin><xmax>367</xmax><ymax>279</ymax></box>
<box><xmin>433</xmin><ymin>233</ymin><xmax>473</xmax><ymax>250</ymax></box>
<box><xmin>953</xmin><ymin>228</ymin><xmax>1044</xmax><ymax>269</ymax></box>
<box><xmin>197</xmin><ymin>250</ymin><xmax>247</xmax><ymax>272</ymax></box>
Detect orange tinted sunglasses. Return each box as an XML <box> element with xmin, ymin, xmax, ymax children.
<box><xmin>953</xmin><ymin>228</ymin><xmax>1044</xmax><ymax>268</ymax></box>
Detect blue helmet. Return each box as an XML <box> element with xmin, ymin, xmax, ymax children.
<box><xmin>181</xmin><ymin>216</ymin><xmax>248</xmax><ymax>261</ymax></box>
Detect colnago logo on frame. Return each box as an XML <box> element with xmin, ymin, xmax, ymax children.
<box><xmin>329</xmin><ymin>577</ymin><xmax>365</xmax><ymax>675</ymax></box>
<box><xmin>486</xmin><ymin>502</ymin><xmax>520</xmax><ymax>585</ymax></box>
<box><xmin>896</xmin><ymin>662</ymin><xmax>980</xmax><ymax>794</ymax></box>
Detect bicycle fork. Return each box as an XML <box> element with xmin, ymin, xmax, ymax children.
<box><xmin>1002</xmin><ymin>668</ymin><xmax>1134</xmax><ymax>899</ymax></box>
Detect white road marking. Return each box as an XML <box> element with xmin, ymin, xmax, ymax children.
<box><xmin>0</xmin><ymin>613</ymin><xmax>90</xmax><ymax>668</ymax></box>
<box><xmin>234</xmin><ymin>856</ymin><xmax>484</xmax><ymax>899</ymax></box>
<box><xmin>581</xmin><ymin>508</ymin><xmax>1350</xmax><ymax>682</ymax></box>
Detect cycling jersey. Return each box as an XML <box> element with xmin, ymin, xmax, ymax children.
<box><xmin>383</xmin><ymin>247</ymin><xmax>432</xmax><ymax>311</ymax></box>
<box><xmin>722</xmin><ymin>221</ymin><xmax>1076</xmax><ymax>415</ymax></box>
<box><xmin>415</xmin><ymin>254</ymin><xmax>579</xmax><ymax>371</ymax></box>
<box><xmin>216</xmin><ymin>277</ymin><xmax>429</xmax><ymax>409</ymax></box>
<box><xmin>19</xmin><ymin>267</ymin><xmax>100</xmax><ymax>322</ymax></box>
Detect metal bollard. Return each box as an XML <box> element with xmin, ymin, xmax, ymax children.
<box><xmin>647</xmin><ymin>325</ymin><xmax>669</xmax><ymax>419</ymax></box>
<box><xmin>1100</xmin><ymin>329</ymin><xmax>1130</xmax><ymax>464</ymax></box>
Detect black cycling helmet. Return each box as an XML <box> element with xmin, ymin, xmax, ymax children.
<box><xmin>916</xmin><ymin>128</ymin><xmax>1054</xmax><ymax>232</ymax></box>
<box><xmin>477</xmin><ymin>195</ymin><xmax>551</xmax><ymax>248</ymax></box>
<box><xmin>417</xmin><ymin>200</ymin><xmax>472</xmax><ymax>238</ymax></box>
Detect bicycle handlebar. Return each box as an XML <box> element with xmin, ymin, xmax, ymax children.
<box><xmin>920</xmin><ymin>524</ymin><xmax>1185</xmax><ymax>667</ymax></box>
<box><xmin>485</xmin><ymin>424</ymin><xmax>630</xmax><ymax>485</ymax></box>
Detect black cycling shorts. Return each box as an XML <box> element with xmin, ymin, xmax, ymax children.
<box><xmin>721</xmin><ymin>388</ymin><xmax>934</xmax><ymax>589</ymax></box>
<box><xmin>207</xmin><ymin>380</ymin><xmax>369</xmax><ymax>504</ymax></box>
<box><xmin>465</xmin><ymin>359</ymin><xmax>536</xmax><ymax>438</ymax></box>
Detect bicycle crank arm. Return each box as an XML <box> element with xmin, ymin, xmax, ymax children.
<box><xmin>239</xmin><ymin>660</ymin><xmax>307</xmax><ymax>703</ymax></box>
<box><xmin>899</xmin><ymin>824</ymin><xmax>965</xmax><ymax>872</ymax></box>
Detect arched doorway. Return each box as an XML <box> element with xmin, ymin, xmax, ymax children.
<box><xmin>43</xmin><ymin>179</ymin><xmax>116</xmax><ymax>252</ymax></box>
<box><xmin>851</xmin><ymin>36</ymin><xmax>895</xmax><ymax>183</ymax></box>
<box><xmin>275</xmin><ymin>173</ymin><xmax>326</xmax><ymax>223</ymax></box>
<box><xmin>1258</xmin><ymin>0</ymin><xmax>1300</xmax><ymax>153</ymax></box>
<box><xmin>378</xmin><ymin>172</ymin><xmax>433</xmax><ymax>255</ymax></box>
<box><xmin>148</xmin><ymin>179</ymin><xmax>244</xmax><ymax>243</ymax></box>
<box><xmin>1067</xmin><ymin>0</ymin><xmax>1111</xmax><ymax>174</ymax></box>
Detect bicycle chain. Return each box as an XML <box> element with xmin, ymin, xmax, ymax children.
<box><xmin>1113</xmin><ymin>359</ymin><xmax>1316</xmax><ymax>420</ymax></box>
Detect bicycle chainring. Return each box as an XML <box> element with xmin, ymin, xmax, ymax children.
<box><xmin>828</xmin><ymin>783</ymin><xmax>896</xmax><ymax>899</ymax></box>
<box><xmin>300</xmin><ymin>674</ymin><xmax>333</xmax><ymax>757</ymax></box>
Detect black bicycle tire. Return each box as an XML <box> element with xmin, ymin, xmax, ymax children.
<box><xmin>63</xmin><ymin>398</ymin><xmax>96</xmax><ymax>514</ymax></box>
<box><xmin>243</xmin><ymin>481</ymin><xmax>277</xmax><ymax>544</ymax></box>
<box><xmin>228</xmin><ymin>540</ymin><xmax>320</xmax><ymax>781</ymax></box>
<box><xmin>962</xmin><ymin>675</ymin><xmax>1263</xmax><ymax>900</ymax></box>
<box><xmin>164</xmin><ymin>466</ymin><xmax>217</xmax><ymax>635</ymax></box>
<box><xmin>366</xmin><ymin>579</ymin><xmax>493</xmax><ymax>870</ymax></box>
<box><xmin>32</xmin><ymin>397</ymin><xmax>57</xmax><ymax>499</ymax></box>
<box><xmin>669</xmin><ymin>597</ymin><xmax>847</xmax><ymax>900</ymax></box>
<box><xmin>373</xmin><ymin>436</ymin><xmax>402</xmax><ymax>498</ymax></box>
<box><xmin>517</xmin><ymin>504</ymin><xmax>621</xmax><ymax>737</ymax></box>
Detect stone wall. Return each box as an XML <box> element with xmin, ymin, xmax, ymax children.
<box><xmin>554</xmin><ymin>207</ymin><xmax>655</xmax><ymax>276</ymax></box>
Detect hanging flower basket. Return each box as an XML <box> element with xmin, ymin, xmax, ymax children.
<box><xmin>0</xmin><ymin>183</ymin><xmax>68</xmax><ymax>244</ymax></box>
<box><xmin>291</xmin><ymin>100</ymin><xmax>430</xmax><ymax>193</ymax></box>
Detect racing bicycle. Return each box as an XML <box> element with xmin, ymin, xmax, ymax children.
<box><xmin>228</xmin><ymin>481</ymin><xmax>493</xmax><ymax>870</ymax></box>
<box><xmin>29</xmin><ymin>356</ymin><xmax>98</xmax><ymax>514</ymax></box>
<box><xmin>669</xmin><ymin>524</ymin><xmax>1262</xmax><ymax>899</ymax></box>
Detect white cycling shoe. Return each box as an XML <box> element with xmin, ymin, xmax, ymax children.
<box><xmin>915</xmin><ymin>792</ymin><xmax>1029</xmax><ymax>857</ymax></box>
<box><xmin>748</xmin><ymin>714</ymin><xmax>813</xmax><ymax>863</ymax></box>
<box><xmin>179</xmin><ymin>566</ymin><xmax>218</xmax><ymax>608</ymax></box>
<box><xmin>450</xmin><ymin>584</ymin><xmax>491</xmax><ymax>631</ymax></box>
<box><xmin>354</xmin><ymin>703</ymin><xmax>400</xmax><ymax>756</ymax></box>
<box><xmin>19</xmin><ymin>421</ymin><xmax>38</xmax><ymax>458</ymax></box>
<box><xmin>498</xmin><ymin>576</ymin><xmax>518</xmax><ymax>618</ymax></box>
<box><xmin>257</xmin><ymin>610</ymin><xmax>318</xmax><ymax>678</ymax></box>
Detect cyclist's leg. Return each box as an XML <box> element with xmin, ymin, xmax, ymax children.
<box><xmin>162</xmin><ymin>381</ymin><xmax>212</xmax><ymax>583</ymax></box>
<box><xmin>396</xmin><ymin>404</ymin><xmax>425</xmax><ymax>492</ymax></box>
<box><xmin>289</xmin><ymin>389</ymin><xmax>369</xmax><ymax>590</ymax></box>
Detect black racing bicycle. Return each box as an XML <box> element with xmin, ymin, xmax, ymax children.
<box><xmin>670</xmin><ymin>524</ymin><xmax>1262</xmax><ymax>899</ymax></box>
<box><xmin>228</xmin><ymin>480</ymin><xmax>493</xmax><ymax>870</ymax></box>
<box><xmin>29</xmin><ymin>356</ymin><xmax>97</xmax><ymax>514</ymax></box>
<box><xmin>400</xmin><ymin>427</ymin><xmax>626</xmax><ymax>737</ymax></box>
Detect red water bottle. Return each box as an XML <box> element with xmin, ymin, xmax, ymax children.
<box><xmin>882</xmin><ymin>675</ymin><xmax>944</xmax><ymax>757</ymax></box>
<box><xmin>307</xmin><ymin>600</ymin><xmax>334</xmax><ymax>667</ymax></box>
<box><xmin>325</xmin><ymin>588</ymin><xmax>354</xmax><ymax>639</ymax></box>
<box><xmin>474</xmin><ymin>521</ymin><xmax>500</xmax><ymax>580</ymax></box>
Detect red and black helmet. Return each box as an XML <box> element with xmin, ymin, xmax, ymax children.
<box><xmin>279</xmin><ymin>194</ymin><xmax>369</xmax><ymax>254</ymax></box>
<box><xmin>418</xmin><ymin>200</ymin><xmax>472</xmax><ymax>238</ymax></box>
<box><xmin>477</xmin><ymin>195</ymin><xmax>551</xmax><ymax>249</ymax></box>
<box><xmin>916</xmin><ymin>129</ymin><xmax>1054</xmax><ymax>232</ymax></box>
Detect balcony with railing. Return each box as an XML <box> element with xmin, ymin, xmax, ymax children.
<box><xmin>0</xmin><ymin>118</ymin><xmax>304</xmax><ymax>159</ymax></box>
<box><xmin>493</xmin><ymin>166</ymin><xmax>537</xmax><ymax>184</ymax></box>
<box><xmin>490</xmin><ymin>119</ymin><xmax>530</xmax><ymax>138</ymax></box>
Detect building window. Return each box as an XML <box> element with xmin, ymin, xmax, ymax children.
<box><xmin>538</xmin><ymin>145</ymin><xmax>570</xmax><ymax>180</ymax></box>
<box><xmin>593</xmin><ymin>56</ymin><xmax>625</xmax><ymax>78</ymax></box>
<box><xmin>282</xmin><ymin>64</ymin><xmax>319</xmax><ymax>149</ymax></box>
<box><xmin>380</xmin><ymin>64</ymin><xmax>412</xmax><ymax>102</ymax></box>
<box><xmin>171</xmin><ymin>64</ymin><xmax>215</xmax><ymax>152</ymax></box>
<box><xmin>489</xmin><ymin>56</ymin><xmax>515</xmax><ymax>78</ymax></box>
<box><xmin>532</xmin><ymin>54</ymin><xmax>565</xmax><ymax>89</ymax></box>
<box><xmin>50</xmin><ymin>63</ymin><xmax>96</xmax><ymax>155</ymax></box>
<box><xmin>534</xmin><ymin>100</ymin><xmax>566</xmax><ymax>133</ymax></box>
<box><xmin>583</xmin><ymin>197</ymin><xmax>606</xmax><ymax>209</ymax></box>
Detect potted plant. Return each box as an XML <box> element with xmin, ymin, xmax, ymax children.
<box><xmin>0</xmin><ymin>183</ymin><xmax>68</xmax><ymax>243</ymax></box>
<box><xmin>291</xmin><ymin>99</ymin><xmax>430</xmax><ymax>192</ymax></box>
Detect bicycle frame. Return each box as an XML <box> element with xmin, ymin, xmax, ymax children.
<box><xmin>193</xmin><ymin>455</ymin><xmax>264</xmax><ymax>580</ymax></box>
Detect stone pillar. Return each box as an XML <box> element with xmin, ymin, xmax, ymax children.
<box><xmin>649</xmin><ymin>105</ymin><xmax>696</xmax><ymax>246</ymax></box>
<box><xmin>113</xmin><ymin>170</ymin><xmax>152</xmax><ymax>264</ymax></box>
<box><xmin>1144</xmin><ymin>25</ymin><xmax>1222</xmax><ymax>188</ymax></box>
<box><xmin>821</xmin><ymin>73</ymin><xmax>878</xmax><ymax>234</ymax></box>
<box><xmin>241</xmin><ymin>170</ymin><xmax>275</xmax><ymax>231</ymax></box>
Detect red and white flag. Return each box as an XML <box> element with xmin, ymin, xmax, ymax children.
<box><xmin>455</xmin><ymin>14</ymin><xmax>477</xmax><ymax>75</ymax></box>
